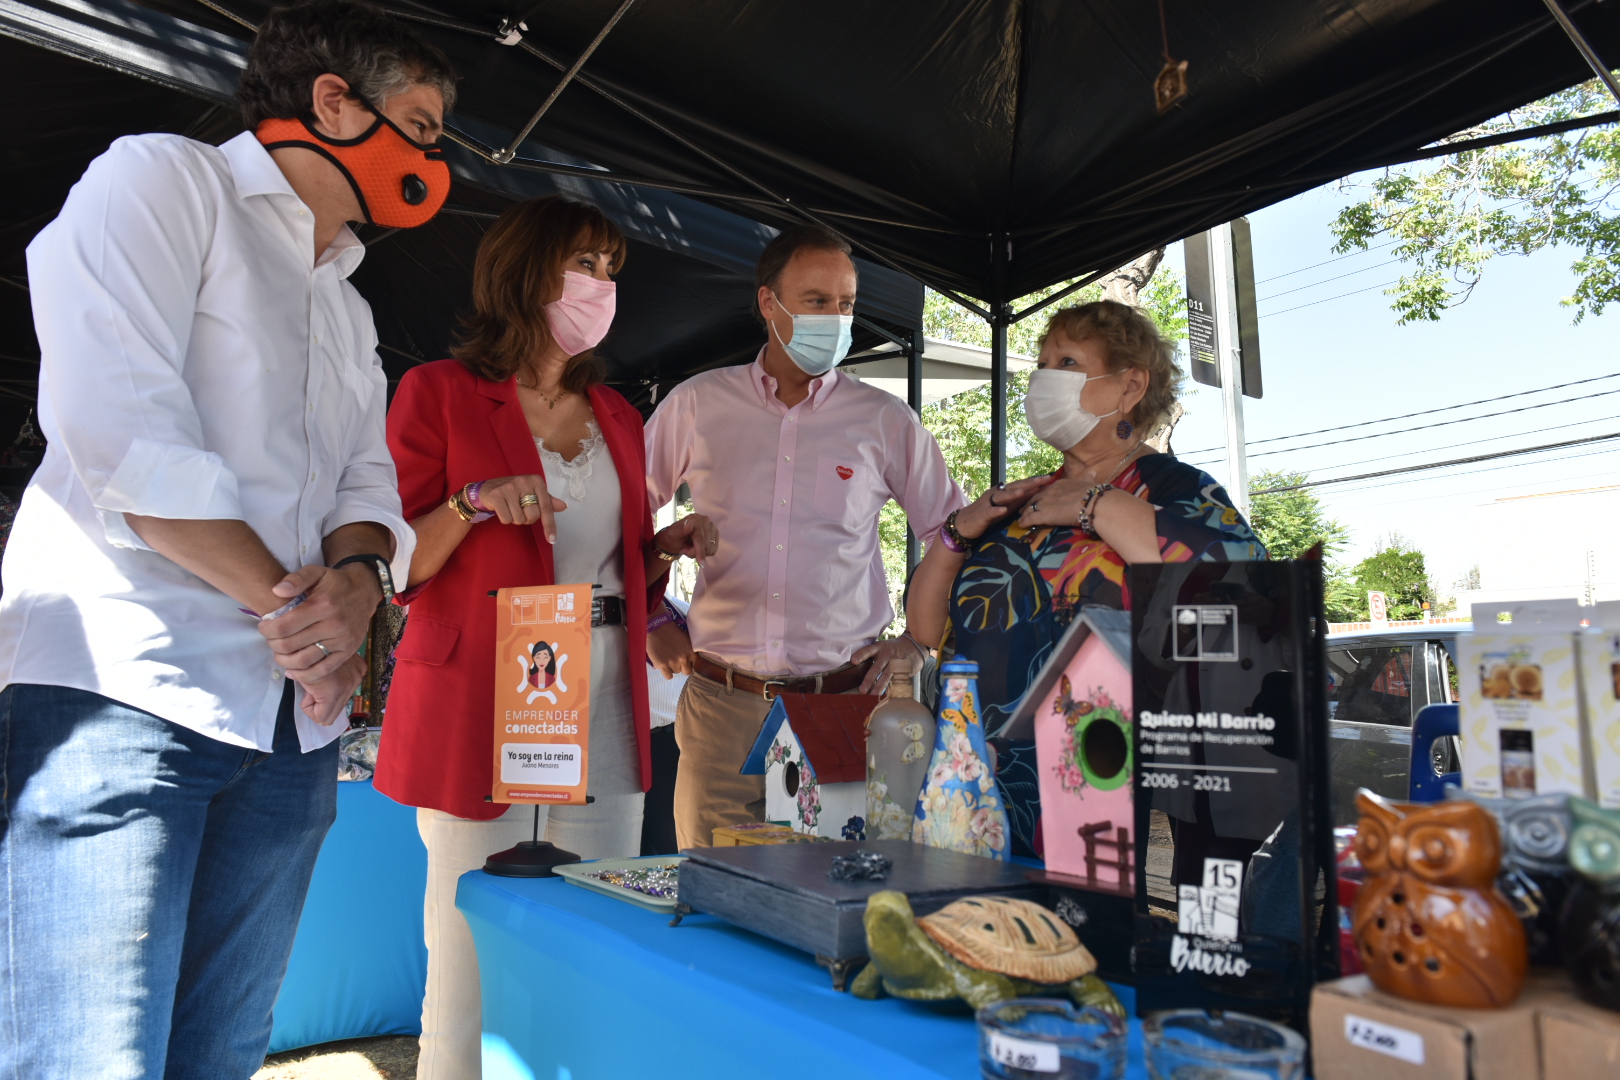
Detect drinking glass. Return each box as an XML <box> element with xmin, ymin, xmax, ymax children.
<box><xmin>977</xmin><ymin>999</ymin><xmax>1127</xmax><ymax>1080</ymax></box>
<box><xmin>1143</xmin><ymin>1010</ymin><xmax>1305</xmax><ymax>1080</ymax></box>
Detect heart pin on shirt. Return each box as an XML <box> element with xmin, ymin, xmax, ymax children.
<box><xmin>835</xmin><ymin>466</ymin><xmax>854</xmax><ymax>480</ymax></box>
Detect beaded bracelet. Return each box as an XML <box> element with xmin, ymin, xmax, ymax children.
<box><xmin>1077</xmin><ymin>483</ymin><xmax>1113</xmax><ymax>539</ymax></box>
<box><xmin>938</xmin><ymin>509</ymin><xmax>968</xmax><ymax>554</ymax></box>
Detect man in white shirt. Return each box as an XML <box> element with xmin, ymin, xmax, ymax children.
<box><xmin>0</xmin><ymin>4</ymin><xmax>454</xmax><ymax>1075</ymax></box>
<box><xmin>645</xmin><ymin>226</ymin><xmax>966</xmax><ymax>849</ymax></box>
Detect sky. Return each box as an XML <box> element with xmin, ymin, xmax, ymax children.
<box><xmin>1165</xmin><ymin>177</ymin><xmax>1620</xmax><ymax>606</ymax></box>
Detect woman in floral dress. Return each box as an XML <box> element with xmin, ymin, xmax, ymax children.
<box><xmin>905</xmin><ymin>300</ymin><xmax>1265</xmax><ymax>855</ymax></box>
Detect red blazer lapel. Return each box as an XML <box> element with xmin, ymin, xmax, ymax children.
<box><xmin>477</xmin><ymin>375</ymin><xmax>552</xmax><ymax>573</ymax></box>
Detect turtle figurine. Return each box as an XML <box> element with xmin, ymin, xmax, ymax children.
<box><xmin>851</xmin><ymin>890</ymin><xmax>1123</xmax><ymax>1017</ymax></box>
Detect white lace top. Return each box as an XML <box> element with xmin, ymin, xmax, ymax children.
<box><xmin>536</xmin><ymin>420</ymin><xmax>624</xmax><ymax>598</ymax></box>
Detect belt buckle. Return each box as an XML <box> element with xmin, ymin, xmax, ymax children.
<box><xmin>761</xmin><ymin>679</ymin><xmax>785</xmax><ymax>701</ymax></box>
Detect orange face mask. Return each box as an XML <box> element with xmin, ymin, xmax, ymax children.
<box><xmin>256</xmin><ymin>105</ymin><xmax>450</xmax><ymax>229</ymax></box>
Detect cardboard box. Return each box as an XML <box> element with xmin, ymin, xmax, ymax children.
<box><xmin>1310</xmin><ymin>975</ymin><xmax>1541</xmax><ymax>1080</ymax></box>
<box><xmin>1538</xmin><ymin>988</ymin><xmax>1620</xmax><ymax>1075</ymax></box>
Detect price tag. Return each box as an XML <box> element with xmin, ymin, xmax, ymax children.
<box><xmin>988</xmin><ymin>1031</ymin><xmax>1060</xmax><ymax>1073</ymax></box>
<box><xmin>1345</xmin><ymin>1014</ymin><xmax>1424</xmax><ymax>1065</ymax></box>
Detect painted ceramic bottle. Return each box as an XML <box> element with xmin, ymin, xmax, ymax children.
<box><xmin>911</xmin><ymin>657</ymin><xmax>1009</xmax><ymax>860</ymax></box>
<box><xmin>866</xmin><ymin>657</ymin><xmax>933</xmax><ymax>841</ymax></box>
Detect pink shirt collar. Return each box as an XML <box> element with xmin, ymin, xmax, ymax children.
<box><xmin>748</xmin><ymin>349</ymin><xmax>841</xmax><ymax>413</ymax></box>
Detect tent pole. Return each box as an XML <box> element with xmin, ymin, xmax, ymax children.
<box><xmin>906</xmin><ymin>329</ymin><xmax>924</xmax><ymax>573</ymax></box>
<box><xmin>1540</xmin><ymin>0</ymin><xmax>1620</xmax><ymax>105</ymax></box>
<box><xmin>990</xmin><ymin>234</ymin><xmax>1009</xmax><ymax>487</ymax></box>
<box><xmin>493</xmin><ymin>0</ymin><xmax>638</xmax><ymax>162</ymax></box>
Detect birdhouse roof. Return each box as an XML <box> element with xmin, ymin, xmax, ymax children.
<box><xmin>740</xmin><ymin>692</ymin><xmax>882</xmax><ymax>784</ymax></box>
<box><xmin>994</xmin><ymin>605</ymin><xmax>1132</xmax><ymax>739</ymax></box>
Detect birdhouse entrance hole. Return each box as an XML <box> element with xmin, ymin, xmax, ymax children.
<box><xmin>1083</xmin><ymin>719</ymin><xmax>1128</xmax><ymax>782</ymax></box>
<box><xmin>784</xmin><ymin>760</ymin><xmax>800</xmax><ymax>797</ymax></box>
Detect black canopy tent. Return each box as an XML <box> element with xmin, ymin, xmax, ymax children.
<box><xmin>0</xmin><ymin>0</ymin><xmax>927</xmax><ymax>445</ymax></box>
<box><xmin>4</xmin><ymin>0</ymin><xmax>1620</xmax><ymax>484</ymax></box>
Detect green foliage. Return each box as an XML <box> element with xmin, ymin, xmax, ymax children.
<box><xmin>1246</xmin><ymin>470</ymin><xmax>1365</xmax><ymax>623</ymax></box>
<box><xmin>1246</xmin><ymin>469</ymin><xmax>1350</xmax><ymax>561</ymax></box>
<box><xmin>1349</xmin><ymin>534</ymin><xmax>1435</xmax><ymax>622</ymax></box>
<box><xmin>1331</xmin><ymin>79</ymin><xmax>1620</xmax><ymax>323</ymax></box>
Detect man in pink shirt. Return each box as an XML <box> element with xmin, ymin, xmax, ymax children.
<box><xmin>645</xmin><ymin>225</ymin><xmax>966</xmax><ymax>849</ymax></box>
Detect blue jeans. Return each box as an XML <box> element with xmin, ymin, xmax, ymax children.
<box><xmin>0</xmin><ymin>682</ymin><xmax>337</xmax><ymax>1079</ymax></box>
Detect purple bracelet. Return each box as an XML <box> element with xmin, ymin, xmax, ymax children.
<box><xmin>937</xmin><ymin>510</ymin><xmax>968</xmax><ymax>554</ymax></box>
<box><xmin>466</xmin><ymin>481</ymin><xmax>488</xmax><ymax>512</ymax></box>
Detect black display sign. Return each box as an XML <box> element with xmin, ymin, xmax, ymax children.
<box><xmin>1129</xmin><ymin>561</ymin><xmax>1338</xmax><ymax>1029</ymax></box>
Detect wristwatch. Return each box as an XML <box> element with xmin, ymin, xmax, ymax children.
<box><xmin>332</xmin><ymin>553</ymin><xmax>396</xmax><ymax>605</ymax></box>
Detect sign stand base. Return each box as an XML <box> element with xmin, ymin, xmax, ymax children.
<box><xmin>483</xmin><ymin>804</ymin><xmax>581</xmax><ymax>878</ymax></box>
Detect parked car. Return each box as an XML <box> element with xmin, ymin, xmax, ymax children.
<box><xmin>1324</xmin><ymin>625</ymin><xmax>1466</xmax><ymax>825</ymax></box>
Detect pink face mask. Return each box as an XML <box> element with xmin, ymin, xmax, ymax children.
<box><xmin>544</xmin><ymin>271</ymin><xmax>617</xmax><ymax>355</ymax></box>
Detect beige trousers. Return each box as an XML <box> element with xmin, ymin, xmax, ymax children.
<box><xmin>416</xmin><ymin>623</ymin><xmax>646</xmax><ymax>1080</ymax></box>
<box><xmin>416</xmin><ymin>797</ymin><xmax>644</xmax><ymax>1080</ymax></box>
<box><xmin>671</xmin><ymin>670</ymin><xmax>773</xmax><ymax>851</ymax></box>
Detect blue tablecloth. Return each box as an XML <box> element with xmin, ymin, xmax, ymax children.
<box><xmin>458</xmin><ymin>869</ymin><xmax>1149</xmax><ymax>1080</ymax></box>
<box><xmin>269</xmin><ymin>780</ymin><xmax>428</xmax><ymax>1053</ymax></box>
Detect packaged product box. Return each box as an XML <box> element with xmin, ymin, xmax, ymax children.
<box><xmin>1459</xmin><ymin>600</ymin><xmax>1588</xmax><ymax>800</ymax></box>
<box><xmin>1310</xmin><ymin>974</ymin><xmax>1543</xmax><ymax>1080</ymax></box>
<box><xmin>1579</xmin><ymin>627</ymin><xmax>1620</xmax><ymax>809</ymax></box>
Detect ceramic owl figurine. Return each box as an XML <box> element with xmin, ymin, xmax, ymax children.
<box><xmin>1560</xmin><ymin>797</ymin><xmax>1620</xmax><ymax>1011</ymax></box>
<box><xmin>1448</xmin><ymin>788</ymin><xmax>1572</xmax><ymax>964</ymax></box>
<box><xmin>1352</xmin><ymin>790</ymin><xmax>1527</xmax><ymax>1007</ymax></box>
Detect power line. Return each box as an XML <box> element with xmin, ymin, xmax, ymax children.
<box><xmin>1254</xmin><ymin>239</ymin><xmax>1400</xmax><ymax>285</ymax></box>
<box><xmin>1180</xmin><ymin>372</ymin><xmax>1620</xmax><ymax>455</ymax></box>
<box><xmin>1233</xmin><ymin>415</ymin><xmax>1615</xmax><ymax>475</ymax></box>
<box><xmin>1260</xmin><ymin>279</ymin><xmax>1400</xmax><ymax>318</ymax></box>
<box><xmin>1249</xmin><ymin>432</ymin><xmax>1620</xmax><ymax>494</ymax></box>
<box><xmin>1256</xmin><ymin>259</ymin><xmax>1401</xmax><ymax>304</ymax></box>
<box><xmin>1321</xmin><ymin>453</ymin><xmax>1620</xmax><ymax>508</ymax></box>
<box><xmin>1187</xmin><ymin>384</ymin><xmax>1620</xmax><ymax>466</ymax></box>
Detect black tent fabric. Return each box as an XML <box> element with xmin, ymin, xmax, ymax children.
<box><xmin>0</xmin><ymin>0</ymin><xmax>925</xmax><ymax>425</ymax></box>
<box><xmin>122</xmin><ymin>0</ymin><xmax>1620</xmax><ymax>311</ymax></box>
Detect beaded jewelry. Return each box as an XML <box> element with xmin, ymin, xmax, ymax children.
<box><xmin>1077</xmin><ymin>483</ymin><xmax>1113</xmax><ymax>539</ymax></box>
<box><xmin>939</xmin><ymin>509</ymin><xmax>969</xmax><ymax>554</ymax></box>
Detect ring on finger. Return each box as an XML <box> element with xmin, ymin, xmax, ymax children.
<box><xmin>519</xmin><ymin>494</ymin><xmax>540</xmax><ymax>507</ymax></box>
<box><xmin>314</xmin><ymin>641</ymin><xmax>331</xmax><ymax>659</ymax></box>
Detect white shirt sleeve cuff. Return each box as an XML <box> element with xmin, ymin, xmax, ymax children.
<box><xmin>95</xmin><ymin>438</ymin><xmax>244</xmax><ymax>548</ymax></box>
<box><xmin>324</xmin><ymin>502</ymin><xmax>415</xmax><ymax>586</ymax></box>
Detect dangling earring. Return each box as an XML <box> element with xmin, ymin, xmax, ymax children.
<box><xmin>1116</xmin><ymin>418</ymin><xmax>1134</xmax><ymax>439</ymax></box>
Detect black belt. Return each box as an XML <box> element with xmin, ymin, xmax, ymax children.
<box><xmin>592</xmin><ymin>595</ymin><xmax>626</xmax><ymax>627</ymax></box>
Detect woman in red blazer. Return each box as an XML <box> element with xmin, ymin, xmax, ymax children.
<box><xmin>377</xmin><ymin>196</ymin><xmax>713</xmax><ymax>1080</ymax></box>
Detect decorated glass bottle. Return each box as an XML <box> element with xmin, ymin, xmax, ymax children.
<box><xmin>911</xmin><ymin>657</ymin><xmax>1010</xmax><ymax>860</ymax></box>
<box><xmin>866</xmin><ymin>657</ymin><xmax>933</xmax><ymax>841</ymax></box>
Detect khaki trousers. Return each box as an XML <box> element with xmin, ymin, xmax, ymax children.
<box><xmin>672</xmin><ymin>670</ymin><xmax>774</xmax><ymax>850</ymax></box>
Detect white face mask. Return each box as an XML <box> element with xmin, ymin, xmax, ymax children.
<box><xmin>1022</xmin><ymin>368</ymin><xmax>1119</xmax><ymax>451</ymax></box>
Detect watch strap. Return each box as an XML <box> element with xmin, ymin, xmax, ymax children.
<box><xmin>333</xmin><ymin>553</ymin><xmax>395</xmax><ymax>603</ymax></box>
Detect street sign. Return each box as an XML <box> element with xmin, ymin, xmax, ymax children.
<box><xmin>1368</xmin><ymin>591</ymin><xmax>1389</xmax><ymax>625</ymax></box>
<box><xmin>1183</xmin><ymin>222</ymin><xmax>1262</xmax><ymax>398</ymax></box>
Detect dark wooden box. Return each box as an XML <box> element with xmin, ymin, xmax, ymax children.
<box><xmin>676</xmin><ymin>838</ymin><xmax>1044</xmax><ymax>986</ymax></box>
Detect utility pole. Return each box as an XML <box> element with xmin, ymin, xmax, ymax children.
<box><xmin>1209</xmin><ymin>222</ymin><xmax>1250</xmax><ymax>518</ymax></box>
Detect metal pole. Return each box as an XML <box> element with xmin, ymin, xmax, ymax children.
<box><xmin>493</xmin><ymin>0</ymin><xmax>638</xmax><ymax>163</ymax></box>
<box><xmin>1210</xmin><ymin>223</ymin><xmax>1250</xmax><ymax>517</ymax></box>
<box><xmin>990</xmin><ymin>233</ymin><xmax>1010</xmax><ymax>488</ymax></box>
<box><xmin>1541</xmin><ymin>0</ymin><xmax>1620</xmax><ymax>106</ymax></box>
<box><xmin>907</xmin><ymin>329</ymin><xmax>924</xmax><ymax>573</ymax></box>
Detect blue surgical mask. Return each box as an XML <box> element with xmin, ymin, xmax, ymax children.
<box><xmin>770</xmin><ymin>292</ymin><xmax>853</xmax><ymax>376</ymax></box>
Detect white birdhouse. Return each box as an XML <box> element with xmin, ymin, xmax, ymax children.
<box><xmin>741</xmin><ymin>693</ymin><xmax>878</xmax><ymax>840</ymax></box>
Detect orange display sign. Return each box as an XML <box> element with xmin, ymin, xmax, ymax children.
<box><xmin>492</xmin><ymin>584</ymin><xmax>592</xmax><ymax>805</ymax></box>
